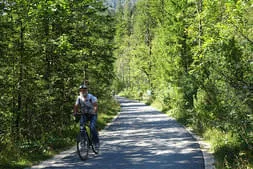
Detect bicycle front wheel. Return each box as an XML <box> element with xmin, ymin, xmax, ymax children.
<box><xmin>77</xmin><ymin>133</ymin><xmax>89</xmax><ymax>160</ymax></box>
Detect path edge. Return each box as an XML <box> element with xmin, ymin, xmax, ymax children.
<box><xmin>186</xmin><ymin>128</ymin><xmax>216</xmax><ymax>169</ymax></box>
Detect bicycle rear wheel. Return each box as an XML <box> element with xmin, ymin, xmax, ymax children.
<box><xmin>77</xmin><ymin>133</ymin><xmax>89</xmax><ymax>160</ymax></box>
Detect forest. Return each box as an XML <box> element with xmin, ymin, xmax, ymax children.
<box><xmin>113</xmin><ymin>0</ymin><xmax>252</xmax><ymax>168</ymax></box>
<box><xmin>0</xmin><ymin>0</ymin><xmax>252</xmax><ymax>169</ymax></box>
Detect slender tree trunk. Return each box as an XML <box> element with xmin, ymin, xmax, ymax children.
<box><xmin>197</xmin><ymin>0</ymin><xmax>203</xmax><ymax>49</ymax></box>
<box><xmin>16</xmin><ymin>20</ymin><xmax>25</xmax><ymax>140</ymax></box>
<box><xmin>43</xmin><ymin>7</ymin><xmax>51</xmax><ymax>86</ymax></box>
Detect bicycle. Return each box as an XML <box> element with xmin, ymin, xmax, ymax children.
<box><xmin>75</xmin><ymin>113</ymin><xmax>99</xmax><ymax>160</ymax></box>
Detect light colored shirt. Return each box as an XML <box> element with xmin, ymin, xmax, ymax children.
<box><xmin>75</xmin><ymin>93</ymin><xmax>97</xmax><ymax>114</ymax></box>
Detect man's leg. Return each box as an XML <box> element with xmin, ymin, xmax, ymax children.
<box><xmin>90</xmin><ymin>114</ymin><xmax>99</xmax><ymax>144</ymax></box>
<box><xmin>80</xmin><ymin>114</ymin><xmax>87</xmax><ymax>135</ymax></box>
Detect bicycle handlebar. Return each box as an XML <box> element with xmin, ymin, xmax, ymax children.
<box><xmin>73</xmin><ymin>111</ymin><xmax>96</xmax><ymax>115</ymax></box>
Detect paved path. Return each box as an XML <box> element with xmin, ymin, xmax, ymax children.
<box><xmin>29</xmin><ymin>97</ymin><xmax>205</xmax><ymax>169</ymax></box>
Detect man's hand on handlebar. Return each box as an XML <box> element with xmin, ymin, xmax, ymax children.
<box><xmin>73</xmin><ymin>112</ymin><xmax>80</xmax><ymax>116</ymax></box>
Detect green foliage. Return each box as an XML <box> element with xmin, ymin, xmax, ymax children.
<box><xmin>0</xmin><ymin>0</ymin><xmax>117</xmax><ymax>167</ymax></box>
<box><xmin>97</xmin><ymin>97</ymin><xmax>120</xmax><ymax>130</ymax></box>
<box><xmin>204</xmin><ymin>129</ymin><xmax>251</xmax><ymax>169</ymax></box>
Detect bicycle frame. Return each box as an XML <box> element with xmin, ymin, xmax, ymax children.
<box><xmin>76</xmin><ymin>113</ymin><xmax>99</xmax><ymax>160</ymax></box>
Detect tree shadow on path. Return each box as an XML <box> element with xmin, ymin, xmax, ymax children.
<box><xmin>29</xmin><ymin>97</ymin><xmax>205</xmax><ymax>169</ymax></box>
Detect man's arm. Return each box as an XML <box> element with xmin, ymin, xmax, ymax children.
<box><xmin>93</xmin><ymin>102</ymin><xmax>98</xmax><ymax>114</ymax></box>
<box><xmin>73</xmin><ymin>97</ymin><xmax>79</xmax><ymax>114</ymax></box>
<box><xmin>74</xmin><ymin>104</ymin><xmax>79</xmax><ymax>114</ymax></box>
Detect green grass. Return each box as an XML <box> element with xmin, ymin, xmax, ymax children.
<box><xmin>0</xmin><ymin>151</ymin><xmax>53</xmax><ymax>169</ymax></box>
<box><xmin>203</xmin><ymin>129</ymin><xmax>253</xmax><ymax>169</ymax></box>
<box><xmin>0</xmin><ymin>163</ymin><xmax>29</xmax><ymax>169</ymax></box>
<box><xmin>97</xmin><ymin>99</ymin><xmax>120</xmax><ymax>130</ymax></box>
<box><xmin>0</xmin><ymin>138</ymin><xmax>76</xmax><ymax>169</ymax></box>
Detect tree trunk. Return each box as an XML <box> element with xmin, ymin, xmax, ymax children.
<box><xmin>197</xmin><ymin>0</ymin><xmax>203</xmax><ymax>49</ymax></box>
<box><xmin>15</xmin><ymin>20</ymin><xmax>25</xmax><ymax>140</ymax></box>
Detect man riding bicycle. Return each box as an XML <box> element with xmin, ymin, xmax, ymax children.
<box><xmin>73</xmin><ymin>84</ymin><xmax>99</xmax><ymax>148</ymax></box>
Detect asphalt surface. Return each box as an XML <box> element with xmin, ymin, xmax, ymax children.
<box><xmin>28</xmin><ymin>96</ymin><xmax>205</xmax><ymax>169</ymax></box>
